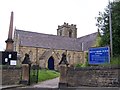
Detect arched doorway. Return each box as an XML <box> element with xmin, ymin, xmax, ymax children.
<box><xmin>48</xmin><ymin>56</ymin><xmax>54</xmax><ymax>70</ymax></box>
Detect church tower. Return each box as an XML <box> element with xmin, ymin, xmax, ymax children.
<box><xmin>57</xmin><ymin>22</ymin><xmax>77</xmax><ymax>38</ymax></box>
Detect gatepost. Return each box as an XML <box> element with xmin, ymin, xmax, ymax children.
<box><xmin>20</xmin><ymin>53</ymin><xmax>31</xmax><ymax>85</ymax></box>
<box><xmin>59</xmin><ymin>65</ymin><xmax>68</xmax><ymax>88</ymax></box>
<box><xmin>58</xmin><ymin>51</ymin><xmax>69</xmax><ymax>88</ymax></box>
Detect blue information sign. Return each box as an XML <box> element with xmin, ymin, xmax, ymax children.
<box><xmin>88</xmin><ymin>46</ymin><xmax>110</xmax><ymax>64</ymax></box>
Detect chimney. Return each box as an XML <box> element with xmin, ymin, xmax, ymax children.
<box><xmin>5</xmin><ymin>11</ymin><xmax>14</xmax><ymax>51</ymax></box>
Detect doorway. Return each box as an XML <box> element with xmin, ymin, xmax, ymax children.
<box><xmin>48</xmin><ymin>56</ymin><xmax>54</xmax><ymax>70</ymax></box>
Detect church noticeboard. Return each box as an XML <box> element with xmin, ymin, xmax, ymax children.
<box><xmin>0</xmin><ymin>51</ymin><xmax>17</xmax><ymax>65</ymax></box>
<box><xmin>88</xmin><ymin>46</ymin><xmax>110</xmax><ymax>64</ymax></box>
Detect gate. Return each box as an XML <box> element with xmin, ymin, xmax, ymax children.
<box><xmin>29</xmin><ymin>65</ymin><xmax>39</xmax><ymax>84</ymax></box>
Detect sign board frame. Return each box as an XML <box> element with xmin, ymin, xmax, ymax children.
<box><xmin>88</xmin><ymin>46</ymin><xmax>110</xmax><ymax>64</ymax></box>
<box><xmin>0</xmin><ymin>51</ymin><xmax>17</xmax><ymax>65</ymax></box>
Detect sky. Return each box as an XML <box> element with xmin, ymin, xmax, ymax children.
<box><xmin>0</xmin><ymin>0</ymin><xmax>112</xmax><ymax>51</ymax></box>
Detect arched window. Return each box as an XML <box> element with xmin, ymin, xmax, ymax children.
<box><xmin>60</xmin><ymin>30</ymin><xmax>62</xmax><ymax>36</ymax></box>
<box><xmin>69</xmin><ymin>31</ymin><xmax>72</xmax><ymax>37</ymax></box>
<box><xmin>29</xmin><ymin>50</ymin><xmax>33</xmax><ymax>61</ymax></box>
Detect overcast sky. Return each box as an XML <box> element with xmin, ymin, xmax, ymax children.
<box><xmin>0</xmin><ymin>0</ymin><xmax>112</xmax><ymax>51</ymax></box>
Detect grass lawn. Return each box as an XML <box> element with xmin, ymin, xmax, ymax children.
<box><xmin>38</xmin><ymin>69</ymin><xmax>60</xmax><ymax>82</ymax></box>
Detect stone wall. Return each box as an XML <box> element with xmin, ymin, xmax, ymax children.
<box><xmin>1</xmin><ymin>66</ymin><xmax>22</xmax><ymax>85</ymax></box>
<box><xmin>59</xmin><ymin>66</ymin><xmax>120</xmax><ymax>87</ymax></box>
<box><xmin>17</xmin><ymin>46</ymin><xmax>85</xmax><ymax>70</ymax></box>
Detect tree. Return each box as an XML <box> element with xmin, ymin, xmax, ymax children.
<box><xmin>96</xmin><ymin>1</ymin><xmax>120</xmax><ymax>56</ymax></box>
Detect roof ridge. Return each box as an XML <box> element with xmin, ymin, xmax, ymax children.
<box><xmin>14</xmin><ymin>29</ymin><xmax>97</xmax><ymax>51</ymax></box>
<box><xmin>15</xmin><ymin>29</ymin><xmax>55</xmax><ymax>36</ymax></box>
<box><xmin>15</xmin><ymin>29</ymin><xmax>77</xmax><ymax>40</ymax></box>
<box><xmin>77</xmin><ymin>32</ymin><xmax>98</xmax><ymax>39</ymax></box>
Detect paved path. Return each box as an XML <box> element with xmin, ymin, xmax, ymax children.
<box><xmin>33</xmin><ymin>77</ymin><xmax>59</xmax><ymax>88</ymax></box>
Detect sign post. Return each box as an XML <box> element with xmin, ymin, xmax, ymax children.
<box><xmin>88</xmin><ymin>46</ymin><xmax>110</xmax><ymax>65</ymax></box>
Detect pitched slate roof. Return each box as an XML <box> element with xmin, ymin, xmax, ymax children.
<box><xmin>14</xmin><ymin>29</ymin><xmax>98</xmax><ymax>51</ymax></box>
<box><xmin>77</xmin><ymin>32</ymin><xmax>98</xmax><ymax>51</ymax></box>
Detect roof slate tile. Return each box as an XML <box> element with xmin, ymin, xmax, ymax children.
<box><xmin>14</xmin><ymin>29</ymin><xmax>98</xmax><ymax>51</ymax></box>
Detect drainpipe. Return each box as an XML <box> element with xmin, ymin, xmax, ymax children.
<box><xmin>82</xmin><ymin>42</ymin><xmax>84</xmax><ymax>51</ymax></box>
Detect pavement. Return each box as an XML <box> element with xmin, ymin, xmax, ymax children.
<box><xmin>32</xmin><ymin>77</ymin><xmax>59</xmax><ymax>88</ymax></box>
<box><xmin>0</xmin><ymin>84</ymin><xmax>25</xmax><ymax>90</ymax></box>
<box><xmin>0</xmin><ymin>77</ymin><xmax>59</xmax><ymax>90</ymax></box>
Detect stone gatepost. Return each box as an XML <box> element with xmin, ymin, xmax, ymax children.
<box><xmin>58</xmin><ymin>50</ymin><xmax>69</xmax><ymax>88</ymax></box>
<box><xmin>20</xmin><ymin>53</ymin><xmax>31</xmax><ymax>85</ymax></box>
<box><xmin>21</xmin><ymin>64</ymin><xmax>30</xmax><ymax>85</ymax></box>
<box><xmin>59</xmin><ymin>65</ymin><xmax>68</xmax><ymax>88</ymax></box>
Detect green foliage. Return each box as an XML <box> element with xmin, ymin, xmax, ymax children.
<box><xmin>38</xmin><ymin>69</ymin><xmax>60</xmax><ymax>82</ymax></box>
<box><xmin>75</xmin><ymin>53</ymin><xmax>120</xmax><ymax>68</ymax></box>
<box><xmin>84</xmin><ymin>52</ymin><xmax>90</xmax><ymax>66</ymax></box>
<box><xmin>96</xmin><ymin>1</ymin><xmax>120</xmax><ymax>56</ymax></box>
<box><xmin>110</xmin><ymin>56</ymin><xmax>120</xmax><ymax>65</ymax></box>
<box><xmin>75</xmin><ymin>63</ymin><xmax>86</xmax><ymax>67</ymax></box>
<box><xmin>30</xmin><ymin>69</ymin><xmax>60</xmax><ymax>83</ymax></box>
<box><xmin>97</xmin><ymin>56</ymin><xmax>120</xmax><ymax>66</ymax></box>
<box><xmin>95</xmin><ymin>34</ymin><xmax>102</xmax><ymax>47</ymax></box>
<box><xmin>75</xmin><ymin>62</ymin><xmax>89</xmax><ymax>68</ymax></box>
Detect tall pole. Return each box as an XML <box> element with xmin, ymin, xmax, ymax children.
<box><xmin>109</xmin><ymin>0</ymin><xmax>113</xmax><ymax>57</ymax></box>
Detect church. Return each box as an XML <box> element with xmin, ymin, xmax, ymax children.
<box><xmin>13</xmin><ymin>22</ymin><xmax>98</xmax><ymax>70</ymax></box>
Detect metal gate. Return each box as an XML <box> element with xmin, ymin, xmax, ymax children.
<box><xmin>29</xmin><ymin>65</ymin><xmax>39</xmax><ymax>84</ymax></box>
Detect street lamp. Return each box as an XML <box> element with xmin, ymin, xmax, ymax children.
<box><xmin>108</xmin><ymin>0</ymin><xmax>113</xmax><ymax>57</ymax></box>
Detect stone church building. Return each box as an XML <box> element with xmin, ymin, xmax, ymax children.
<box><xmin>14</xmin><ymin>22</ymin><xmax>98</xmax><ymax>70</ymax></box>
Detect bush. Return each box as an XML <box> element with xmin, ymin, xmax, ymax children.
<box><xmin>75</xmin><ymin>63</ymin><xmax>83</xmax><ymax>67</ymax></box>
<box><xmin>97</xmin><ymin>56</ymin><xmax>120</xmax><ymax>66</ymax></box>
<box><xmin>75</xmin><ymin>54</ymin><xmax>120</xmax><ymax>68</ymax></box>
<box><xmin>110</xmin><ymin>56</ymin><xmax>120</xmax><ymax>65</ymax></box>
<box><xmin>75</xmin><ymin>62</ymin><xmax>89</xmax><ymax>68</ymax></box>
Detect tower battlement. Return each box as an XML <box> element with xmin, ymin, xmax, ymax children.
<box><xmin>57</xmin><ymin>22</ymin><xmax>77</xmax><ymax>38</ymax></box>
<box><xmin>58</xmin><ymin>22</ymin><xmax>77</xmax><ymax>30</ymax></box>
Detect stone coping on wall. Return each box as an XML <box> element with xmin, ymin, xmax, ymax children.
<box><xmin>1</xmin><ymin>65</ymin><xmax>22</xmax><ymax>69</ymax></box>
<box><xmin>68</xmin><ymin>65</ymin><xmax>120</xmax><ymax>71</ymax></box>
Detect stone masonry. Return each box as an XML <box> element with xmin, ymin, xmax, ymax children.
<box><xmin>17</xmin><ymin>46</ymin><xmax>85</xmax><ymax>70</ymax></box>
<box><xmin>2</xmin><ymin>66</ymin><xmax>21</xmax><ymax>85</ymax></box>
<box><xmin>59</xmin><ymin>66</ymin><xmax>120</xmax><ymax>87</ymax></box>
